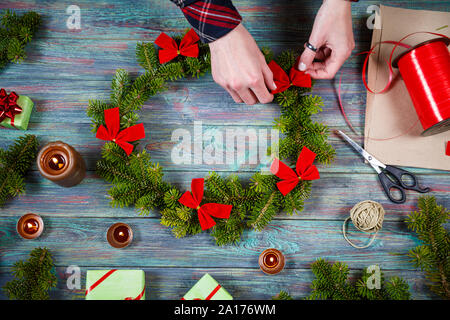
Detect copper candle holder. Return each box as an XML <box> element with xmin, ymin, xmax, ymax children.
<box><xmin>259</xmin><ymin>248</ymin><xmax>285</xmax><ymax>275</ymax></box>
<box><xmin>37</xmin><ymin>141</ymin><xmax>86</xmax><ymax>188</ymax></box>
<box><xmin>17</xmin><ymin>213</ymin><xmax>44</xmax><ymax>239</ymax></box>
<box><xmin>107</xmin><ymin>223</ymin><xmax>133</xmax><ymax>248</ymax></box>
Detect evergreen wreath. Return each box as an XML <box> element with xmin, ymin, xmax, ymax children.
<box><xmin>0</xmin><ymin>10</ymin><xmax>41</xmax><ymax>70</ymax></box>
<box><xmin>87</xmin><ymin>30</ymin><xmax>335</xmax><ymax>245</ymax></box>
<box><xmin>0</xmin><ymin>134</ymin><xmax>38</xmax><ymax>207</ymax></box>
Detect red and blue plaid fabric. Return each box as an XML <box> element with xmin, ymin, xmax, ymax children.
<box><xmin>169</xmin><ymin>0</ymin><xmax>242</xmax><ymax>43</ymax></box>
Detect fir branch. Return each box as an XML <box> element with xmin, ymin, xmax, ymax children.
<box><xmin>272</xmin><ymin>290</ymin><xmax>293</xmax><ymax>300</ymax></box>
<box><xmin>0</xmin><ymin>10</ymin><xmax>41</xmax><ymax>71</ymax></box>
<box><xmin>0</xmin><ymin>135</ymin><xmax>38</xmax><ymax>207</ymax></box>
<box><xmin>306</xmin><ymin>259</ymin><xmax>410</xmax><ymax>300</ymax></box>
<box><xmin>3</xmin><ymin>248</ymin><xmax>57</xmax><ymax>300</ymax></box>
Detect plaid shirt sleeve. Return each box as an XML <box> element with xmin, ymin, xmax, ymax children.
<box><xmin>169</xmin><ymin>0</ymin><xmax>242</xmax><ymax>43</ymax></box>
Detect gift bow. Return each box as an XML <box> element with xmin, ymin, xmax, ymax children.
<box><xmin>270</xmin><ymin>146</ymin><xmax>320</xmax><ymax>196</ymax></box>
<box><xmin>155</xmin><ymin>29</ymin><xmax>200</xmax><ymax>64</ymax></box>
<box><xmin>268</xmin><ymin>61</ymin><xmax>311</xmax><ymax>94</ymax></box>
<box><xmin>96</xmin><ymin>107</ymin><xmax>146</xmax><ymax>156</ymax></box>
<box><xmin>179</xmin><ymin>178</ymin><xmax>232</xmax><ymax>231</ymax></box>
<box><xmin>0</xmin><ymin>88</ymin><xmax>22</xmax><ymax>127</ymax></box>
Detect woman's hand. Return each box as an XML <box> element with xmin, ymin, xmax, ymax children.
<box><xmin>299</xmin><ymin>0</ymin><xmax>355</xmax><ymax>79</ymax></box>
<box><xmin>209</xmin><ymin>23</ymin><xmax>276</xmax><ymax>105</ymax></box>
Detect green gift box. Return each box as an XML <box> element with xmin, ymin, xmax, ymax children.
<box><xmin>183</xmin><ymin>273</ymin><xmax>233</xmax><ymax>300</ymax></box>
<box><xmin>85</xmin><ymin>269</ymin><xmax>146</xmax><ymax>300</ymax></box>
<box><xmin>0</xmin><ymin>90</ymin><xmax>34</xmax><ymax>130</ymax></box>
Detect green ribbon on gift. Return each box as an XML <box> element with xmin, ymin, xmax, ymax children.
<box><xmin>183</xmin><ymin>273</ymin><xmax>233</xmax><ymax>300</ymax></box>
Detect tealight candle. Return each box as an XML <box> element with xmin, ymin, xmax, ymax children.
<box><xmin>37</xmin><ymin>141</ymin><xmax>86</xmax><ymax>188</ymax></box>
<box><xmin>107</xmin><ymin>223</ymin><xmax>133</xmax><ymax>248</ymax></box>
<box><xmin>258</xmin><ymin>248</ymin><xmax>285</xmax><ymax>275</ymax></box>
<box><xmin>17</xmin><ymin>213</ymin><xmax>44</xmax><ymax>239</ymax></box>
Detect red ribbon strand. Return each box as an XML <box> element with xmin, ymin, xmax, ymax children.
<box><xmin>155</xmin><ymin>29</ymin><xmax>200</xmax><ymax>64</ymax></box>
<box><xmin>338</xmin><ymin>32</ymin><xmax>450</xmax><ymax>140</ymax></box>
<box><xmin>179</xmin><ymin>178</ymin><xmax>232</xmax><ymax>231</ymax></box>
<box><xmin>0</xmin><ymin>88</ymin><xmax>22</xmax><ymax>127</ymax></box>
<box><xmin>96</xmin><ymin>107</ymin><xmax>146</xmax><ymax>156</ymax></box>
<box><xmin>268</xmin><ymin>60</ymin><xmax>311</xmax><ymax>94</ymax></box>
<box><xmin>270</xmin><ymin>147</ymin><xmax>320</xmax><ymax>196</ymax></box>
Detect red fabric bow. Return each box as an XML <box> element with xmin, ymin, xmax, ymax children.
<box><xmin>270</xmin><ymin>146</ymin><xmax>320</xmax><ymax>196</ymax></box>
<box><xmin>0</xmin><ymin>88</ymin><xmax>22</xmax><ymax>127</ymax></box>
<box><xmin>268</xmin><ymin>61</ymin><xmax>311</xmax><ymax>94</ymax></box>
<box><xmin>179</xmin><ymin>178</ymin><xmax>232</xmax><ymax>231</ymax></box>
<box><xmin>96</xmin><ymin>107</ymin><xmax>146</xmax><ymax>156</ymax></box>
<box><xmin>155</xmin><ymin>29</ymin><xmax>200</xmax><ymax>64</ymax></box>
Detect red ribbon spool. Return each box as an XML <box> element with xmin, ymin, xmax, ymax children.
<box><xmin>393</xmin><ymin>38</ymin><xmax>450</xmax><ymax>136</ymax></box>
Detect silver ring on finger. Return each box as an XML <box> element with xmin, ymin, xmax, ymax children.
<box><xmin>305</xmin><ymin>41</ymin><xmax>318</xmax><ymax>52</ymax></box>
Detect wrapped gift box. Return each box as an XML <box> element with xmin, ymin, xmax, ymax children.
<box><xmin>183</xmin><ymin>273</ymin><xmax>233</xmax><ymax>300</ymax></box>
<box><xmin>0</xmin><ymin>89</ymin><xmax>34</xmax><ymax>130</ymax></box>
<box><xmin>85</xmin><ymin>269</ymin><xmax>145</xmax><ymax>300</ymax></box>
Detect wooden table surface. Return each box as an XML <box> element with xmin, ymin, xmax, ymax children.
<box><xmin>0</xmin><ymin>0</ymin><xmax>449</xmax><ymax>300</ymax></box>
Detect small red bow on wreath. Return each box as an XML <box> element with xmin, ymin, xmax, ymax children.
<box><xmin>270</xmin><ymin>146</ymin><xmax>320</xmax><ymax>196</ymax></box>
<box><xmin>268</xmin><ymin>61</ymin><xmax>311</xmax><ymax>94</ymax></box>
<box><xmin>179</xmin><ymin>178</ymin><xmax>232</xmax><ymax>231</ymax></box>
<box><xmin>96</xmin><ymin>107</ymin><xmax>146</xmax><ymax>156</ymax></box>
<box><xmin>155</xmin><ymin>29</ymin><xmax>200</xmax><ymax>64</ymax></box>
<box><xmin>0</xmin><ymin>88</ymin><xmax>22</xmax><ymax>126</ymax></box>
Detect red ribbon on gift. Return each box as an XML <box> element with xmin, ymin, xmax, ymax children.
<box><xmin>179</xmin><ymin>178</ymin><xmax>232</xmax><ymax>231</ymax></box>
<box><xmin>181</xmin><ymin>284</ymin><xmax>222</xmax><ymax>300</ymax></box>
<box><xmin>268</xmin><ymin>61</ymin><xmax>311</xmax><ymax>94</ymax></box>
<box><xmin>270</xmin><ymin>146</ymin><xmax>320</xmax><ymax>196</ymax></box>
<box><xmin>96</xmin><ymin>107</ymin><xmax>146</xmax><ymax>156</ymax></box>
<box><xmin>0</xmin><ymin>88</ymin><xmax>22</xmax><ymax>127</ymax></box>
<box><xmin>85</xmin><ymin>269</ymin><xmax>145</xmax><ymax>300</ymax></box>
<box><xmin>155</xmin><ymin>29</ymin><xmax>200</xmax><ymax>64</ymax></box>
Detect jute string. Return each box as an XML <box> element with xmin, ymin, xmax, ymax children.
<box><xmin>342</xmin><ymin>200</ymin><xmax>385</xmax><ymax>249</ymax></box>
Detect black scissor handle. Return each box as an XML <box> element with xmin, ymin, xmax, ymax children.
<box><xmin>378</xmin><ymin>171</ymin><xmax>406</xmax><ymax>204</ymax></box>
<box><xmin>384</xmin><ymin>165</ymin><xmax>430</xmax><ymax>193</ymax></box>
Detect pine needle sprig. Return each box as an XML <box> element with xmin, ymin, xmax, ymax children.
<box><xmin>405</xmin><ymin>196</ymin><xmax>449</xmax><ymax>299</ymax></box>
<box><xmin>0</xmin><ymin>10</ymin><xmax>41</xmax><ymax>70</ymax></box>
<box><xmin>3</xmin><ymin>248</ymin><xmax>57</xmax><ymax>300</ymax></box>
<box><xmin>0</xmin><ymin>135</ymin><xmax>38</xmax><ymax>207</ymax></box>
<box><xmin>276</xmin><ymin>259</ymin><xmax>410</xmax><ymax>300</ymax></box>
<box><xmin>86</xmin><ymin>31</ymin><xmax>335</xmax><ymax>245</ymax></box>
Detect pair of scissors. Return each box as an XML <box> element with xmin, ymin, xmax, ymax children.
<box><xmin>335</xmin><ymin>130</ymin><xmax>430</xmax><ymax>203</ymax></box>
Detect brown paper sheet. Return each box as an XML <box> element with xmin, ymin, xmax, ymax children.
<box><xmin>364</xmin><ymin>5</ymin><xmax>450</xmax><ymax>171</ymax></box>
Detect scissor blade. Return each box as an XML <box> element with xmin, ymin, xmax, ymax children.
<box><xmin>335</xmin><ymin>130</ymin><xmax>386</xmax><ymax>170</ymax></box>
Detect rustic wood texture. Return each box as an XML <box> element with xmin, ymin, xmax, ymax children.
<box><xmin>0</xmin><ymin>0</ymin><xmax>448</xmax><ymax>300</ymax></box>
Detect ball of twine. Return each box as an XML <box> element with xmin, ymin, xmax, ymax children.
<box><xmin>342</xmin><ymin>200</ymin><xmax>385</xmax><ymax>249</ymax></box>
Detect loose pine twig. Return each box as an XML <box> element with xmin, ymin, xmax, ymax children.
<box><xmin>0</xmin><ymin>134</ymin><xmax>38</xmax><ymax>207</ymax></box>
<box><xmin>0</xmin><ymin>10</ymin><xmax>41</xmax><ymax>70</ymax></box>
<box><xmin>3</xmin><ymin>248</ymin><xmax>57</xmax><ymax>300</ymax></box>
